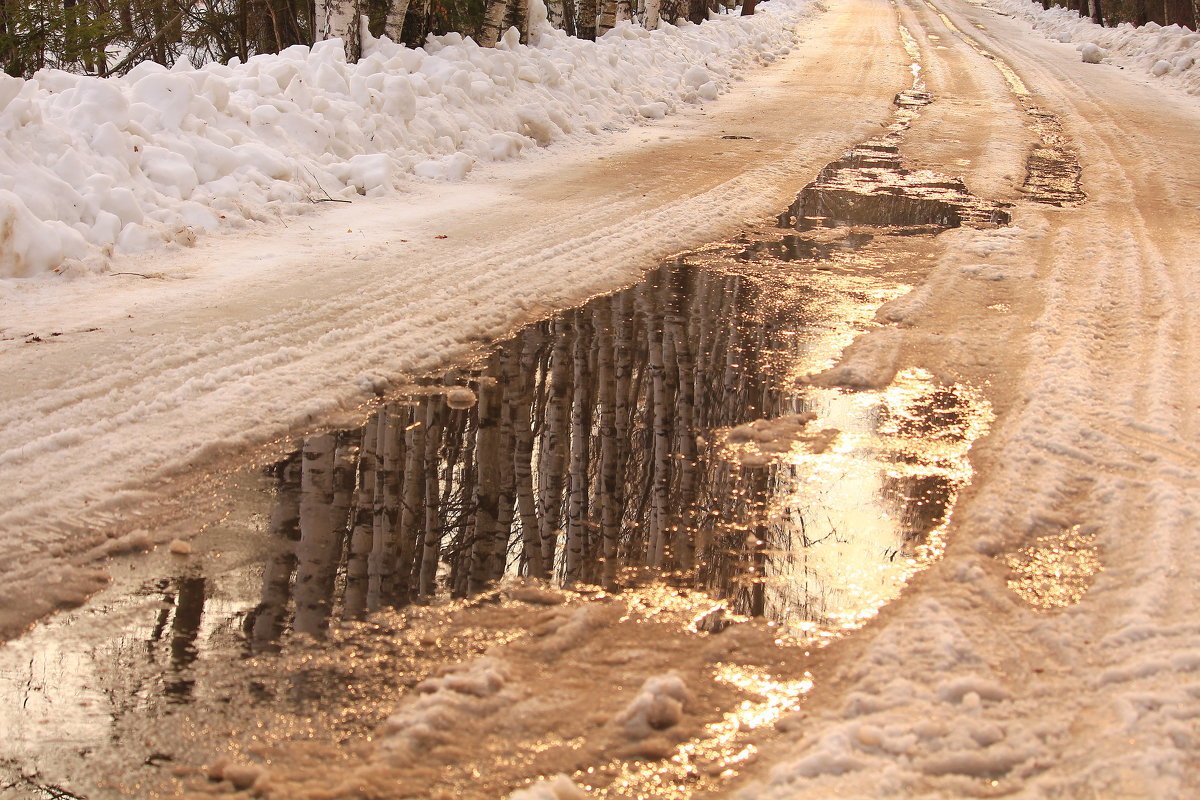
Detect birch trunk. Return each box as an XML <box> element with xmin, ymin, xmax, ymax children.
<box><xmin>644</xmin><ymin>295</ymin><xmax>671</xmax><ymax>567</ymax></box>
<box><xmin>470</xmin><ymin>373</ymin><xmax>503</xmax><ymax>594</ymax></box>
<box><xmin>370</xmin><ymin>410</ymin><xmax>402</xmax><ymax>608</ymax></box>
<box><xmin>393</xmin><ymin>404</ymin><xmax>425</xmax><ymax>603</ymax></box>
<box><xmin>385</xmin><ymin>0</ymin><xmax>411</xmax><ymax>40</ymax></box>
<box><xmin>314</xmin><ymin>0</ymin><xmax>362</xmax><ymax>58</ymax></box>
<box><xmin>513</xmin><ymin>336</ymin><xmax>546</xmax><ymax>577</ymax></box>
<box><xmin>495</xmin><ymin>349</ymin><xmax>519</xmax><ymax>583</ymax></box>
<box><xmin>344</xmin><ymin>417</ymin><xmax>378</xmax><ymax>618</ymax></box>
<box><xmin>539</xmin><ymin>321</ymin><xmax>571</xmax><ymax>576</ymax></box>
<box><xmin>294</xmin><ymin>434</ymin><xmax>341</xmax><ymax>636</ymax></box>
<box><xmin>479</xmin><ymin>0</ymin><xmax>511</xmax><ymax>47</ymax></box>
<box><xmin>667</xmin><ymin>297</ymin><xmax>698</xmax><ymax>572</ymax></box>
<box><xmin>644</xmin><ymin>0</ymin><xmax>663</xmax><ymax>28</ymax></box>
<box><xmin>597</xmin><ymin>303</ymin><xmax>622</xmax><ymax>588</ymax></box>
<box><xmin>565</xmin><ymin>312</ymin><xmax>591</xmax><ymax>584</ymax></box>
<box><xmin>252</xmin><ymin>454</ymin><xmax>302</xmax><ymax>648</ymax></box>
<box><xmin>418</xmin><ymin>399</ymin><xmax>445</xmax><ymax>598</ymax></box>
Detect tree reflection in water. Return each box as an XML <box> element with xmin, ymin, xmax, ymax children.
<box><xmin>244</xmin><ymin>257</ymin><xmax>990</xmax><ymax>646</ymax></box>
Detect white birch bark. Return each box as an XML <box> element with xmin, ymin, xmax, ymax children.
<box><xmin>470</xmin><ymin>372</ymin><xmax>503</xmax><ymax>593</ymax></box>
<box><xmin>294</xmin><ymin>434</ymin><xmax>340</xmax><ymax>636</ymax></box>
<box><xmin>314</xmin><ymin>0</ymin><xmax>362</xmax><ymax>58</ymax></box>
<box><xmin>369</xmin><ymin>410</ymin><xmax>402</xmax><ymax>608</ymax></box>
<box><xmin>394</xmin><ymin>405</ymin><xmax>425</xmax><ymax>603</ymax></box>
<box><xmin>513</xmin><ymin>336</ymin><xmax>546</xmax><ymax>578</ymax></box>
<box><xmin>479</xmin><ymin>0</ymin><xmax>511</xmax><ymax>47</ymax></box>
<box><xmin>345</xmin><ymin>417</ymin><xmax>378</xmax><ymax>618</ymax></box>
<box><xmin>539</xmin><ymin>322</ymin><xmax>571</xmax><ymax>576</ymax></box>
<box><xmin>418</xmin><ymin>400</ymin><xmax>444</xmax><ymax>598</ymax></box>
<box><xmin>252</xmin><ymin>454</ymin><xmax>301</xmax><ymax>648</ymax></box>
<box><xmin>495</xmin><ymin>350</ymin><xmax>519</xmax><ymax>583</ymax></box>
<box><xmin>565</xmin><ymin>313</ymin><xmax>591</xmax><ymax>584</ymax></box>
<box><xmin>385</xmin><ymin>0</ymin><xmax>412</xmax><ymax>41</ymax></box>
<box><xmin>644</xmin><ymin>295</ymin><xmax>671</xmax><ymax>568</ymax></box>
<box><xmin>643</xmin><ymin>0</ymin><xmax>663</xmax><ymax>29</ymax></box>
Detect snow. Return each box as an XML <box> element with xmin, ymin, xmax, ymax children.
<box><xmin>0</xmin><ymin>0</ymin><xmax>810</xmax><ymax>279</ymax></box>
<box><xmin>614</xmin><ymin>673</ymin><xmax>692</xmax><ymax>738</ymax></box>
<box><xmin>984</xmin><ymin>0</ymin><xmax>1200</xmax><ymax>92</ymax></box>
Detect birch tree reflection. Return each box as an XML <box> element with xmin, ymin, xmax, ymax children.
<box><xmin>247</xmin><ymin>259</ymin><xmax>984</xmax><ymax>643</ymax></box>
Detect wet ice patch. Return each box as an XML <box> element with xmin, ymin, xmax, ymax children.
<box><xmin>804</xmin><ymin>328</ymin><xmax>904</xmax><ymax>390</ymax></box>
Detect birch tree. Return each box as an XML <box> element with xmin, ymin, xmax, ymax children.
<box><xmin>345</xmin><ymin>417</ymin><xmax>378</xmax><ymax>617</ymax></box>
<box><xmin>293</xmin><ymin>433</ymin><xmax>342</xmax><ymax>636</ymax></box>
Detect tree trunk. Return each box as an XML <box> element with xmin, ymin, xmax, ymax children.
<box><xmin>513</xmin><ymin>336</ymin><xmax>546</xmax><ymax>578</ymax></box>
<box><xmin>539</xmin><ymin>321</ymin><xmax>571</xmax><ymax>577</ymax></box>
<box><xmin>417</xmin><ymin>399</ymin><xmax>444</xmax><ymax>597</ymax></box>
<box><xmin>479</xmin><ymin>0</ymin><xmax>510</xmax><ymax>46</ymax></box>
<box><xmin>345</xmin><ymin>418</ymin><xmax>378</xmax><ymax>618</ymax></box>
<box><xmin>565</xmin><ymin>312</ymin><xmax>592</xmax><ymax>584</ymax></box>
<box><xmin>470</xmin><ymin>373</ymin><xmax>503</xmax><ymax>594</ymax></box>
<box><xmin>252</xmin><ymin>454</ymin><xmax>302</xmax><ymax>648</ymax></box>
<box><xmin>597</xmin><ymin>0</ymin><xmax>617</xmax><ymax>35</ymax></box>
<box><xmin>577</xmin><ymin>0</ymin><xmax>598</xmax><ymax>38</ymax></box>
<box><xmin>293</xmin><ymin>434</ymin><xmax>342</xmax><ymax>637</ymax></box>
<box><xmin>314</xmin><ymin>0</ymin><xmax>361</xmax><ymax>58</ymax></box>
<box><xmin>1165</xmin><ymin>0</ymin><xmax>1195</xmax><ymax>26</ymax></box>
<box><xmin>393</xmin><ymin>404</ymin><xmax>425</xmax><ymax>603</ymax></box>
<box><xmin>370</xmin><ymin>410</ymin><xmax>402</xmax><ymax>608</ymax></box>
<box><xmin>596</xmin><ymin>303</ymin><xmax>621</xmax><ymax>588</ymax></box>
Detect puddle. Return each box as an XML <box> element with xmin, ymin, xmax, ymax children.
<box><xmin>920</xmin><ymin>0</ymin><xmax>1085</xmax><ymax>205</ymax></box>
<box><xmin>779</xmin><ymin>55</ymin><xmax>1011</xmax><ymax>232</ymax></box>
<box><xmin>0</xmin><ymin>225</ymin><xmax>993</xmax><ymax>798</ymax></box>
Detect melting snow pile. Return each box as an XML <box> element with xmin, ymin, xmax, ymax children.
<box><xmin>0</xmin><ymin>0</ymin><xmax>814</xmax><ymax>279</ymax></box>
<box><xmin>377</xmin><ymin>657</ymin><xmax>513</xmax><ymax>762</ymax></box>
<box><xmin>985</xmin><ymin>0</ymin><xmax>1200</xmax><ymax>92</ymax></box>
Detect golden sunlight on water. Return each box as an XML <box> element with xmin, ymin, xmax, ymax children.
<box><xmin>1004</xmin><ymin>525</ymin><xmax>1102</xmax><ymax>609</ymax></box>
<box><xmin>730</xmin><ymin>368</ymin><xmax>993</xmax><ymax>646</ymax></box>
<box><xmin>581</xmin><ymin>663</ymin><xmax>813</xmax><ymax>799</ymax></box>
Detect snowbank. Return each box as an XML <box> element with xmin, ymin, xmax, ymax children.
<box><xmin>984</xmin><ymin>0</ymin><xmax>1200</xmax><ymax>93</ymax></box>
<box><xmin>0</xmin><ymin>0</ymin><xmax>813</xmax><ymax>279</ymax></box>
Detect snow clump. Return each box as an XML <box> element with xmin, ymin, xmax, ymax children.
<box><xmin>1080</xmin><ymin>42</ymin><xmax>1107</xmax><ymax>63</ymax></box>
<box><xmin>615</xmin><ymin>672</ymin><xmax>692</xmax><ymax>738</ymax></box>
<box><xmin>0</xmin><ymin>0</ymin><xmax>817</xmax><ymax>278</ymax></box>
<box><xmin>377</xmin><ymin>657</ymin><xmax>512</xmax><ymax>761</ymax></box>
<box><xmin>507</xmin><ymin>775</ymin><xmax>589</xmax><ymax>800</ymax></box>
